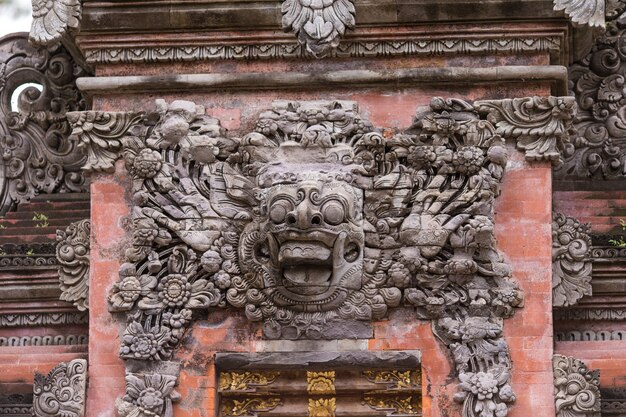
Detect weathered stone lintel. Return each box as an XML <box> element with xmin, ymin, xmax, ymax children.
<box><xmin>215</xmin><ymin>350</ymin><xmax>422</xmax><ymax>371</ymax></box>
<box><xmin>75</xmin><ymin>66</ymin><xmax>569</xmax><ymax>96</ymax></box>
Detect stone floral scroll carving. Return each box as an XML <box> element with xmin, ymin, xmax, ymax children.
<box><xmin>29</xmin><ymin>0</ymin><xmax>82</xmax><ymax>46</ymax></box>
<box><xmin>116</xmin><ymin>372</ymin><xmax>181</xmax><ymax>417</ymax></box>
<box><xmin>555</xmin><ymin>3</ymin><xmax>626</xmax><ymax>179</ymax></box>
<box><xmin>553</xmin><ymin>0</ymin><xmax>605</xmax><ymax>27</ymax></box>
<box><xmin>475</xmin><ymin>96</ymin><xmax>577</xmax><ymax>166</ymax></box>
<box><xmin>553</xmin><ymin>355</ymin><xmax>601</xmax><ymax>417</ymax></box>
<box><xmin>552</xmin><ymin>212</ymin><xmax>593</xmax><ymax>308</ymax></box>
<box><xmin>68</xmin><ymin>96</ymin><xmax>575</xmax><ymax>417</ymax></box>
<box><xmin>33</xmin><ymin>359</ymin><xmax>87</xmax><ymax>417</ymax></box>
<box><xmin>281</xmin><ymin>0</ymin><xmax>356</xmax><ymax>58</ymax></box>
<box><xmin>56</xmin><ymin>219</ymin><xmax>90</xmax><ymax>311</ymax></box>
<box><xmin>0</xmin><ymin>33</ymin><xmax>89</xmax><ymax>215</ymax></box>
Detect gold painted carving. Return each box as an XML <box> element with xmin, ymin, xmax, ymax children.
<box><xmin>220</xmin><ymin>397</ymin><xmax>281</xmax><ymax>416</ymax></box>
<box><xmin>308</xmin><ymin>398</ymin><xmax>336</xmax><ymax>417</ymax></box>
<box><xmin>363</xmin><ymin>395</ymin><xmax>422</xmax><ymax>415</ymax></box>
<box><xmin>363</xmin><ymin>370</ymin><xmax>422</xmax><ymax>389</ymax></box>
<box><xmin>307</xmin><ymin>371</ymin><xmax>336</xmax><ymax>395</ymax></box>
<box><xmin>219</xmin><ymin>371</ymin><xmax>280</xmax><ymax>391</ymax></box>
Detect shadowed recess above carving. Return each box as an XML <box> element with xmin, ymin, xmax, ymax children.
<box><xmin>552</xmin><ymin>212</ymin><xmax>593</xmax><ymax>307</ymax></box>
<box><xmin>553</xmin><ymin>355</ymin><xmax>601</xmax><ymax>417</ymax></box>
<box><xmin>33</xmin><ymin>359</ymin><xmax>87</xmax><ymax>417</ymax></box>
<box><xmin>555</xmin><ymin>1</ymin><xmax>626</xmax><ymax>179</ymax></box>
<box><xmin>56</xmin><ymin>219</ymin><xmax>90</xmax><ymax>311</ymax></box>
<box><xmin>67</xmin><ymin>96</ymin><xmax>576</xmax><ymax>417</ymax></box>
<box><xmin>0</xmin><ymin>33</ymin><xmax>89</xmax><ymax>215</ymax></box>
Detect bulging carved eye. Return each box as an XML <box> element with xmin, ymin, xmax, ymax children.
<box><xmin>269</xmin><ymin>200</ymin><xmax>292</xmax><ymax>224</ymax></box>
<box><xmin>322</xmin><ymin>201</ymin><xmax>345</xmax><ymax>225</ymax></box>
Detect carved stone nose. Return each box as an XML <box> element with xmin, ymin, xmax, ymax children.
<box><xmin>287</xmin><ymin>203</ymin><xmax>322</xmax><ymax>228</ymax></box>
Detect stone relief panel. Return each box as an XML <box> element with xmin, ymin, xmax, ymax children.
<box><xmin>552</xmin><ymin>212</ymin><xmax>593</xmax><ymax>308</ymax></box>
<box><xmin>32</xmin><ymin>359</ymin><xmax>87</xmax><ymax>417</ymax></box>
<box><xmin>555</xmin><ymin>1</ymin><xmax>626</xmax><ymax>179</ymax></box>
<box><xmin>553</xmin><ymin>355</ymin><xmax>601</xmax><ymax>417</ymax></box>
<box><xmin>0</xmin><ymin>33</ymin><xmax>89</xmax><ymax>215</ymax></box>
<box><xmin>68</xmin><ymin>96</ymin><xmax>575</xmax><ymax>417</ymax></box>
<box><xmin>56</xmin><ymin>219</ymin><xmax>91</xmax><ymax>311</ymax></box>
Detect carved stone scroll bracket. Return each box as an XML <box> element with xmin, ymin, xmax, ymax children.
<box><xmin>29</xmin><ymin>0</ymin><xmax>82</xmax><ymax>46</ymax></box>
<box><xmin>552</xmin><ymin>212</ymin><xmax>593</xmax><ymax>308</ymax></box>
<box><xmin>56</xmin><ymin>219</ymin><xmax>90</xmax><ymax>311</ymax></box>
<box><xmin>553</xmin><ymin>0</ymin><xmax>605</xmax><ymax>27</ymax></box>
<box><xmin>33</xmin><ymin>359</ymin><xmax>87</xmax><ymax>417</ymax></box>
<box><xmin>0</xmin><ymin>34</ymin><xmax>89</xmax><ymax>215</ymax></box>
<box><xmin>474</xmin><ymin>96</ymin><xmax>577</xmax><ymax>166</ymax></box>
<box><xmin>553</xmin><ymin>355</ymin><xmax>601</xmax><ymax>417</ymax></box>
<box><xmin>281</xmin><ymin>0</ymin><xmax>356</xmax><ymax>58</ymax></box>
<box><xmin>67</xmin><ymin>111</ymin><xmax>146</xmax><ymax>173</ymax></box>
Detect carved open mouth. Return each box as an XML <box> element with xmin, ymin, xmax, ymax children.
<box><xmin>279</xmin><ymin>241</ymin><xmax>333</xmax><ymax>296</ymax></box>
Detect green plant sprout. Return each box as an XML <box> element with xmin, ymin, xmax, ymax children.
<box><xmin>26</xmin><ymin>249</ymin><xmax>34</xmax><ymax>256</ymax></box>
<box><xmin>32</xmin><ymin>212</ymin><xmax>49</xmax><ymax>228</ymax></box>
<box><xmin>608</xmin><ymin>219</ymin><xmax>626</xmax><ymax>248</ymax></box>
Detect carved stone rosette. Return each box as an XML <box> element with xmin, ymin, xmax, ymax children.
<box><xmin>67</xmin><ymin>95</ymin><xmax>575</xmax><ymax>417</ymax></box>
<box><xmin>552</xmin><ymin>212</ymin><xmax>593</xmax><ymax>308</ymax></box>
<box><xmin>281</xmin><ymin>0</ymin><xmax>356</xmax><ymax>58</ymax></box>
<box><xmin>0</xmin><ymin>33</ymin><xmax>89</xmax><ymax>215</ymax></box>
<box><xmin>555</xmin><ymin>2</ymin><xmax>626</xmax><ymax>179</ymax></box>
<box><xmin>33</xmin><ymin>359</ymin><xmax>87</xmax><ymax>417</ymax></box>
<box><xmin>56</xmin><ymin>219</ymin><xmax>90</xmax><ymax>311</ymax></box>
<box><xmin>553</xmin><ymin>355</ymin><xmax>601</xmax><ymax>417</ymax></box>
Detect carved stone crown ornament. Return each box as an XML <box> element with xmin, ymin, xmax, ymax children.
<box><xmin>67</xmin><ymin>95</ymin><xmax>575</xmax><ymax>417</ymax></box>
<box><xmin>0</xmin><ymin>33</ymin><xmax>89</xmax><ymax>215</ymax></box>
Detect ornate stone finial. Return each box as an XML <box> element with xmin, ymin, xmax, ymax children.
<box><xmin>56</xmin><ymin>219</ymin><xmax>90</xmax><ymax>311</ymax></box>
<box><xmin>553</xmin><ymin>0</ymin><xmax>605</xmax><ymax>27</ymax></box>
<box><xmin>29</xmin><ymin>0</ymin><xmax>82</xmax><ymax>46</ymax></box>
<box><xmin>281</xmin><ymin>0</ymin><xmax>356</xmax><ymax>58</ymax></box>
<box><xmin>474</xmin><ymin>96</ymin><xmax>577</xmax><ymax>166</ymax></box>
<box><xmin>33</xmin><ymin>359</ymin><xmax>87</xmax><ymax>417</ymax></box>
<box><xmin>553</xmin><ymin>355</ymin><xmax>601</xmax><ymax>417</ymax></box>
<box><xmin>0</xmin><ymin>34</ymin><xmax>89</xmax><ymax>215</ymax></box>
<box><xmin>552</xmin><ymin>212</ymin><xmax>593</xmax><ymax>308</ymax></box>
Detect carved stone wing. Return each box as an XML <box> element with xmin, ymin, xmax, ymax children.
<box><xmin>30</xmin><ymin>0</ymin><xmax>82</xmax><ymax>46</ymax></box>
<box><xmin>282</xmin><ymin>0</ymin><xmax>356</xmax><ymax>57</ymax></box>
<box><xmin>553</xmin><ymin>0</ymin><xmax>605</xmax><ymax>27</ymax></box>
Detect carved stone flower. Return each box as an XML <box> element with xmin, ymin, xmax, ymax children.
<box><xmin>200</xmin><ymin>250</ymin><xmax>222</xmax><ymax>274</ymax></box>
<box><xmin>109</xmin><ymin>265</ymin><xmax>157</xmax><ymax>312</ymax></box>
<box><xmin>158</xmin><ymin>274</ymin><xmax>192</xmax><ymax>308</ymax></box>
<box><xmin>407</xmin><ymin>145</ymin><xmax>437</xmax><ymax>169</ymax></box>
<box><xmin>388</xmin><ymin>262</ymin><xmax>411</xmax><ymax>288</ymax></box>
<box><xmin>213</xmin><ymin>270</ymin><xmax>231</xmax><ymax>290</ymax></box>
<box><xmin>120</xmin><ymin>321</ymin><xmax>171</xmax><ymax>360</ymax></box>
<box><xmin>132</xmin><ymin>148</ymin><xmax>162</xmax><ymax>178</ymax></box>
<box><xmin>452</xmin><ymin>146</ymin><xmax>484</xmax><ymax>175</ymax></box>
<box><xmin>119</xmin><ymin>373</ymin><xmax>180</xmax><ymax>417</ymax></box>
<box><xmin>163</xmin><ymin>309</ymin><xmax>192</xmax><ymax>329</ymax></box>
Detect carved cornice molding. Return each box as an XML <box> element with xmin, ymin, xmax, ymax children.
<box><xmin>554</xmin><ymin>308</ymin><xmax>626</xmax><ymax>320</ymax></box>
<box><xmin>81</xmin><ymin>35</ymin><xmax>562</xmax><ymax>65</ymax></box>
<box><xmin>552</xmin><ymin>355</ymin><xmax>601</xmax><ymax>417</ymax></box>
<box><xmin>56</xmin><ymin>219</ymin><xmax>90</xmax><ymax>311</ymax></box>
<box><xmin>33</xmin><ymin>359</ymin><xmax>87</xmax><ymax>417</ymax></box>
<box><xmin>0</xmin><ymin>33</ymin><xmax>89</xmax><ymax>215</ymax></box>
<box><xmin>0</xmin><ymin>334</ymin><xmax>88</xmax><ymax>346</ymax></box>
<box><xmin>0</xmin><ymin>312</ymin><xmax>88</xmax><ymax>327</ymax></box>
<box><xmin>555</xmin><ymin>330</ymin><xmax>626</xmax><ymax>341</ymax></box>
<box><xmin>552</xmin><ymin>212</ymin><xmax>593</xmax><ymax>307</ymax></box>
<box><xmin>29</xmin><ymin>0</ymin><xmax>82</xmax><ymax>46</ymax></box>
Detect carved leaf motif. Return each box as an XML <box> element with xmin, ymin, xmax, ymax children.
<box><xmin>30</xmin><ymin>0</ymin><xmax>82</xmax><ymax>46</ymax></box>
<box><xmin>552</xmin><ymin>355</ymin><xmax>601</xmax><ymax>417</ymax></box>
<box><xmin>56</xmin><ymin>219</ymin><xmax>90</xmax><ymax>311</ymax></box>
<box><xmin>67</xmin><ymin>111</ymin><xmax>145</xmax><ymax>173</ymax></box>
<box><xmin>33</xmin><ymin>359</ymin><xmax>87</xmax><ymax>417</ymax></box>
<box><xmin>553</xmin><ymin>0</ymin><xmax>605</xmax><ymax>27</ymax></box>
<box><xmin>281</xmin><ymin>0</ymin><xmax>356</xmax><ymax>58</ymax></box>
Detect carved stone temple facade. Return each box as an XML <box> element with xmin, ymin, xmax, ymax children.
<box><xmin>1</xmin><ymin>0</ymin><xmax>626</xmax><ymax>417</ymax></box>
